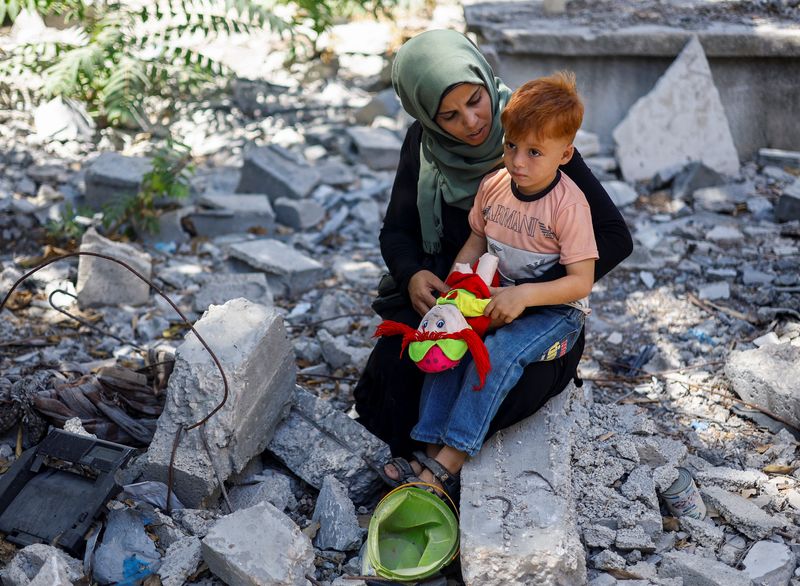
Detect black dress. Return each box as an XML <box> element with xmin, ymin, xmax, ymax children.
<box><xmin>354</xmin><ymin>121</ymin><xmax>633</xmax><ymax>457</ymax></box>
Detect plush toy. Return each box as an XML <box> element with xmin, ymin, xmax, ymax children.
<box><xmin>374</xmin><ymin>253</ymin><xmax>499</xmax><ymax>389</ymax></box>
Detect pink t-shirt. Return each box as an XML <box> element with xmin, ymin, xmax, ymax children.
<box><xmin>469</xmin><ymin>168</ymin><xmax>598</xmax><ymax>310</ymax></box>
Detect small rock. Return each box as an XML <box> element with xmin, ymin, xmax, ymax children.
<box><xmin>698</xmin><ymin>281</ymin><xmax>730</xmax><ymax>301</ymax></box>
<box><xmin>312</xmin><ymin>475</ymin><xmax>364</xmax><ymax>551</ymax></box>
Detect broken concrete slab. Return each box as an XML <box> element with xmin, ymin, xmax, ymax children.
<box><xmin>613</xmin><ymin>37</ymin><xmax>739</xmax><ymax>182</ymax></box>
<box><xmin>602</xmin><ymin>180</ymin><xmax>638</xmax><ymax>208</ymax></box>
<box><xmin>758</xmin><ymin>148</ymin><xmax>800</xmax><ymax>170</ymax></box>
<box><xmin>700</xmin><ymin>485</ymin><xmax>786</xmax><ymax>540</ymax></box>
<box><xmin>776</xmin><ymin>190</ymin><xmax>800</xmax><ymax>223</ymax></box>
<box><xmin>144</xmin><ymin>298</ymin><xmax>295</xmax><ymax>508</ymax></box>
<box><xmin>84</xmin><ymin>152</ymin><xmax>152</xmax><ymax>210</ymax></box>
<box><xmin>236</xmin><ymin>144</ymin><xmax>320</xmax><ymax>201</ymax></box>
<box><xmin>312</xmin><ymin>475</ymin><xmax>364</xmax><ymax>552</ymax></box>
<box><xmin>672</xmin><ymin>162</ymin><xmax>725</xmax><ymax>201</ymax></box>
<box><xmin>158</xmin><ymin>536</ymin><xmax>202</xmax><ymax>586</ymax></box>
<box><xmin>694</xmin><ymin>466</ymin><xmax>768</xmax><ymax>490</ymax></box>
<box><xmin>193</xmin><ymin>272</ymin><xmax>273</xmax><ymax>312</ymax></box>
<box><xmin>741</xmin><ymin>540</ymin><xmax>796</xmax><ymax>586</ymax></box>
<box><xmin>698</xmin><ymin>281</ymin><xmax>730</xmax><ymax>301</ymax></box>
<box><xmin>273</xmin><ymin>196</ymin><xmax>326</xmax><ymax>230</ymax></box>
<box><xmin>346</xmin><ymin>126</ymin><xmax>402</xmax><ymax>170</ymax></box>
<box><xmin>0</xmin><ymin>544</ymin><xmax>84</xmax><ymax>586</ymax></box>
<box><xmin>187</xmin><ymin>193</ymin><xmax>276</xmax><ymax>237</ymax></box>
<box><xmin>659</xmin><ymin>550</ymin><xmax>753</xmax><ymax>586</ymax></box>
<box><xmin>317</xmin><ymin>329</ymin><xmax>371</xmax><ymax>371</ymax></box>
<box><xmin>725</xmin><ymin>343</ymin><xmax>800</xmax><ymax>429</ymax></box>
<box><xmin>614</xmin><ymin>526</ymin><xmax>655</xmax><ymax>552</ymax></box>
<box><xmin>583</xmin><ymin>524</ymin><xmax>616</xmax><ymax>549</ymax></box>
<box><xmin>202</xmin><ymin>501</ymin><xmax>315</xmax><ymax>586</ymax></box>
<box><xmin>269</xmin><ymin>386</ymin><xmax>390</xmax><ymax>504</ymax></box>
<box><xmin>620</xmin><ymin>465</ymin><xmax>659</xmax><ymax>509</ymax></box>
<box><xmin>460</xmin><ymin>385</ymin><xmax>586</xmax><ymax>585</ymax></box>
<box><xmin>228</xmin><ymin>238</ymin><xmax>325</xmax><ymax>297</ymax></box>
<box><xmin>76</xmin><ymin>227</ymin><xmax>153</xmax><ymax>308</ymax></box>
<box><xmin>680</xmin><ymin>516</ymin><xmax>724</xmax><ymax>549</ymax></box>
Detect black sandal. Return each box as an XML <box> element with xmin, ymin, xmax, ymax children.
<box><xmin>412</xmin><ymin>450</ymin><xmax>461</xmax><ymax>503</ymax></box>
<box><xmin>379</xmin><ymin>456</ymin><xmax>422</xmax><ymax>488</ymax></box>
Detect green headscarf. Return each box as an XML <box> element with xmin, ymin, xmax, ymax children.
<box><xmin>392</xmin><ymin>29</ymin><xmax>511</xmax><ymax>254</ymax></box>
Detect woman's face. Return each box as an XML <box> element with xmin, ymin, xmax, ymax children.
<box><xmin>435</xmin><ymin>83</ymin><xmax>492</xmax><ymax>146</ymax></box>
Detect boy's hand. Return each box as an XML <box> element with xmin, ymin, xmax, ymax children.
<box><xmin>484</xmin><ymin>286</ymin><xmax>529</xmax><ymax>324</ymax></box>
<box><xmin>408</xmin><ymin>270</ymin><xmax>449</xmax><ymax>316</ymax></box>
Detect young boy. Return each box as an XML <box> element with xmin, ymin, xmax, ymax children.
<box><xmin>409</xmin><ymin>71</ymin><xmax>598</xmax><ymax>480</ymax></box>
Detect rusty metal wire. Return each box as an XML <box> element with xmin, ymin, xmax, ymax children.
<box><xmin>1</xmin><ymin>251</ymin><xmax>231</xmax><ymax>512</ymax></box>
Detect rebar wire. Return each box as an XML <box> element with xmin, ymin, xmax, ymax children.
<box><xmin>2</xmin><ymin>252</ymin><xmax>232</xmax><ymax>514</ymax></box>
<box><xmin>48</xmin><ymin>288</ymin><xmax>145</xmax><ymax>352</ymax></box>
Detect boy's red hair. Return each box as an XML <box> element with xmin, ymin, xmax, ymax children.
<box><xmin>501</xmin><ymin>71</ymin><xmax>584</xmax><ymax>143</ymax></box>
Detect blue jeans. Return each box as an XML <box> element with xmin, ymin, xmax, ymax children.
<box><xmin>411</xmin><ymin>305</ymin><xmax>584</xmax><ymax>456</ymax></box>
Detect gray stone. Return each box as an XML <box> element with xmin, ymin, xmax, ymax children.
<box><xmin>692</xmin><ymin>184</ymin><xmax>746</xmax><ymax>213</ymax></box>
<box><xmin>603</xmin><ymin>180</ymin><xmax>638</xmax><ymax>207</ymax></box>
<box><xmin>726</xmin><ymin>343</ymin><xmax>800</xmax><ymax>429</ymax></box>
<box><xmin>660</xmin><ymin>551</ymin><xmax>752</xmax><ymax>586</ymax></box>
<box><xmin>346</xmin><ymin>126</ymin><xmax>402</xmax><ymax>170</ymax></box>
<box><xmin>193</xmin><ymin>273</ymin><xmax>273</xmax><ymax>313</ymax></box>
<box><xmin>584</xmin><ymin>524</ymin><xmax>617</xmax><ymax>549</ymax></box>
<box><xmin>615</xmin><ymin>526</ymin><xmax>656</xmax><ymax>552</ymax></box>
<box><xmin>633</xmin><ymin>436</ymin><xmax>687</xmax><ymax>467</ymax></box>
<box><xmin>76</xmin><ymin>227</ymin><xmax>153</xmax><ymax>307</ymax></box>
<box><xmin>0</xmin><ymin>545</ymin><xmax>84</xmax><ymax>586</ymax></box>
<box><xmin>144</xmin><ymin>299</ymin><xmax>295</xmax><ymax>507</ymax></box>
<box><xmin>680</xmin><ymin>516</ymin><xmax>724</xmax><ymax>549</ymax></box>
<box><xmin>316</xmin><ymin>158</ymin><xmax>358</xmax><ymax>188</ymax></box>
<box><xmin>312</xmin><ymin>475</ymin><xmax>364</xmax><ymax>551</ymax></box>
<box><xmin>776</xmin><ymin>192</ymin><xmax>800</xmax><ymax>223</ymax></box>
<box><xmin>592</xmin><ymin>549</ymin><xmax>626</xmax><ymax>571</ymax></box>
<box><xmin>612</xmin><ymin>37</ymin><xmax>739</xmax><ymax>182</ymax></box>
<box><xmin>268</xmin><ymin>386</ymin><xmax>391</xmax><ymax>504</ymax></box>
<box><xmin>460</xmin><ymin>386</ymin><xmax>586</xmax><ymax>585</ymax></box>
<box><xmin>141</xmin><ymin>207</ymin><xmax>192</xmax><ymax>245</ymax></box>
<box><xmin>707</xmin><ymin>225</ymin><xmax>744</xmax><ymax>242</ymax></box>
<box><xmin>354</xmin><ymin>88</ymin><xmax>401</xmax><ymax>125</ymax></box>
<box><xmin>159</xmin><ymin>536</ymin><xmax>202</xmax><ymax>586</ymax></box>
<box><xmin>228</xmin><ymin>238</ymin><xmax>325</xmax><ymax>297</ymax></box>
<box><xmin>653</xmin><ymin>465</ymin><xmax>679</xmax><ymax>492</ymax></box>
<box><xmin>317</xmin><ymin>329</ymin><xmax>371</xmax><ymax>371</ymax></box>
<box><xmin>172</xmin><ymin>509</ymin><xmax>220</xmax><ymax>538</ymax></box>
<box><xmin>27</xmin><ymin>555</ymin><xmax>73</xmax><ymax>586</ymax></box>
<box><xmin>188</xmin><ymin>193</ymin><xmax>275</xmax><ymax>237</ymax></box>
<box><xmin>236</xmin><ymin>144</ymin><xmax>320</xmax><ymax>201</ymax></box>
<box><xmin>150</xmin><ymin>511</ymin><xmax>188</xmax><ymax>549</ymax></box>
<box><xmin>694</xmin><ymin>467</ymin><xmax>768</xmax><ymax>490</ymax></box>
<box><xmin>273</xmin><ymin>196</ymin><xmax>326</xmax><ymax>230</ymax></box>
<box><xmin>759</xmin><ymin>148</ymin><xmax>800</xmax><ymax>170</ymax></box>
<box><xmin>698</xmin><ymin>281</ymin><xmax>731</xmax><ymax>301</ymax></box>
<box><xmin>202</xmin><ymin>501</ymin><xmax>315</xmax><ymax>586</ymax></box>
<box><xmin>672</xmin><ymin>162</ymin><xmax>725</xmax><ymax>200</ymax></box>
<box><xmin>588</xmin><ymin>573</ymin><xmax>618</xmax><ymax>586</ymax></box>
<box><xmin>741</xmin><ymin>540</ymin><xmax>796</xmax><ymax>586</ymax></box>
<box><xmin>620</xmin><ymin>465</ymin><xmax>659</xmax><ymax>509</ymax></box>
<box><xmin>227</xmin><ymin>471</ymin><xmax>297</xmax><ymax>512</ymax></box>
<box><xmin>701</xmin><ymin>486</ymin><xmax>786</xmax><ymax>540</ymax></box>
<box><xmin>742</xmin><ymin>268</ymin><xmax>775</xmax><ymax>286</ymax></box>
<box><xmin>84</xmin><ymin>152</ymin><xmax>152</xmax><ymax>210</ymax></box>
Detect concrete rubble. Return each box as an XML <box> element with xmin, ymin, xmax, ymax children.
<box><xmin>1</xmin><ymin>2</ymin><xmax>800</xmax><ymax>584</ymax></box>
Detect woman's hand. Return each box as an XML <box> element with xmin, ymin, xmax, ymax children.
<box><xmin>408</xmin><ymin>270</ymin><xmax>449</xmax><ymax>316</ymax></box>
<box><xmin>484</xmin><ymin>286</ymin><xmax>529</xmax><ymax>324</ymax></box>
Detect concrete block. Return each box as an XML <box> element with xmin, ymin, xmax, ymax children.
<box><xmin>460</xmin><ymin>385</ymin><xmax>586</xmax><ymax>585</ymax></box>
<box><xmin>591</xmin><ymin>549</ymin><xmax>626</xmax><ymax>571</ymax></box>
<box><xmin>615</xmin><ymin>526</ymin><xmax>655</xmax><ymax>552</ymax></box>
<box><xmin>583</xmin><ymin>524</ymin><xmax>616</xmax><ymax>549</ymax></box>
<box><xmin>193</xmin><ymin>273</ymin><xmax>273</xmax><ymax>313</ymax></box>
<box><xmin>202</xmin><ymin>501</ymin><xmax>315</xmax><ymax>586</ymax></box>
<box><xmin>236</xmin><ymin>144</ymin><xmax>320</xmax><ymax>201</ymax></box>
<box><xmin>620</xmin><ymin>465</ymin><xmax>659</xmax><ymax>509</ymax></box>
<box><xmin>144</xmin><ymin>298</ymin><xmax>295</xmax><ymax>507</ymax></box>
<box><xmin>694</xmin><ymin>466</ymin><xmax>768</xmax><ymax>490</ymax></box>
<box><xmin>273</xmin><ymin>196</ymin><xmax>326</xmax><ymax>230</ymax></box>
<box><xmin>680</xmin><ymin>516</ymin><xmax>724</xmax><ymax>549</ymax></box>
<box><xmin>725</xmin><ymin>343</ymin><xmax>800</xmax><ymax>429</ymax></box>
<box><xmin>158</xmin><ymin>536</ymin><xmax>202</xmax><ymax>586</ymax></box>
<box><xmin>700</xmin><ymin>485</ymin><xmax>786</xmax><ymax>540</ymax></box>
<box><xmin>659</xmin><ymin>551</ymin><xmax>753</xmax><ymax>586</ymax></box>
<box><xmin>602</xmin><ymin>180</ymin><xmax>638</xmax><ymax>207</ymax></box>
<box><xmin>188</xmin><ymin>193</ymin><xmax>275</xmax><ymax>237</ymax></box>
<box><xmin>84</xmin><ymin>152</ymin><xmax>151</xmax><ymax>210</ymax></box>
<box><xmin>227</xmin><ymin>471</ymin><xmax>297</xmax><ymax>512</ymax></box>
<box><xmin>776</xmin><ymin>192</ymin><xmax>800</xmax><ymax>223</ymax></box>
<box><xmin>698</xmin><ymin>281</ymin><xmax>730</xmax><ymax>301</ymax></box>
<box><xmin>671</xmin><ymin>162</ymin><xmax>725</xmax><ymax>200</ymax></box>
<box><xmin>741</xmin><ymin>540</ymin><xmax>796</xmax><ymax>586</ymax></box>
<box><xmin>76</xmin><ymin>228</ymin><xmax>153</xmax><ymax>307</ymax></box>
<box><xmin>0</xmin><ymin>545</ymin><xmax>84</xmax><ymax>586</ymax></box>
<box><xmin>312</xmin><ymin>475</ymin><xmax>364</xmax><ymax>551</ymax></box>
<box><xmin>268</xmin><ymin>386</ymin><xmax>391</xmax><ymax>505</ymax></box>
<box><xmin>613</xmin><ymin>37</ymin><xmax>739</xmax><ymax>182</ymax></box>
<box><xmin>228</xmin><ymin>238</ymin><xmax>325</xmax><ymax>297</ymax></box>
<box><xmin>317</xmin><ymin>329</ymin><xmax>371</xmax><ymax>371</ymax></box>
<box><xmin>316</xmin><ymin>158</ymin><xmax>358</xmax><ymax>188</ymax></box>
<box><xmin>346</xmin><ymin>126</ymin><xmax>402</xmax><ymax>170</ymax></box>
<box><xmin>759</xmin><ymin>148</ymin><xmax>800</xmax><ymax>170</ymax></box>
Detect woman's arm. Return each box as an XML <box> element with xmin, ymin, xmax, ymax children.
<box><xmin>515</xmin><ymin>148</ymin><xmax>633</xmax><ymax>285</ymax></box>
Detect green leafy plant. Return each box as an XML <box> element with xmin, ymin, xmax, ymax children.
<box><xmin>45</xmin><ymin>201</ymin><xmax>91</xmax><ymax>243</ymax></box>
<box><xmin>103</xmin><ymin>138</ymin><xmax>194</xmax><ymax>237</ymax></box>
<box><xmin>1</xmin><ymin>0</ymin><xmax>396</xmax><ymax>127</ymax></box>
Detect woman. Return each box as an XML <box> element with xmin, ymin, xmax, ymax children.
<box><xmin>353</xmin><ymin>29</ymin><xmax>632</xmax><ymax>486</ymax></box>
